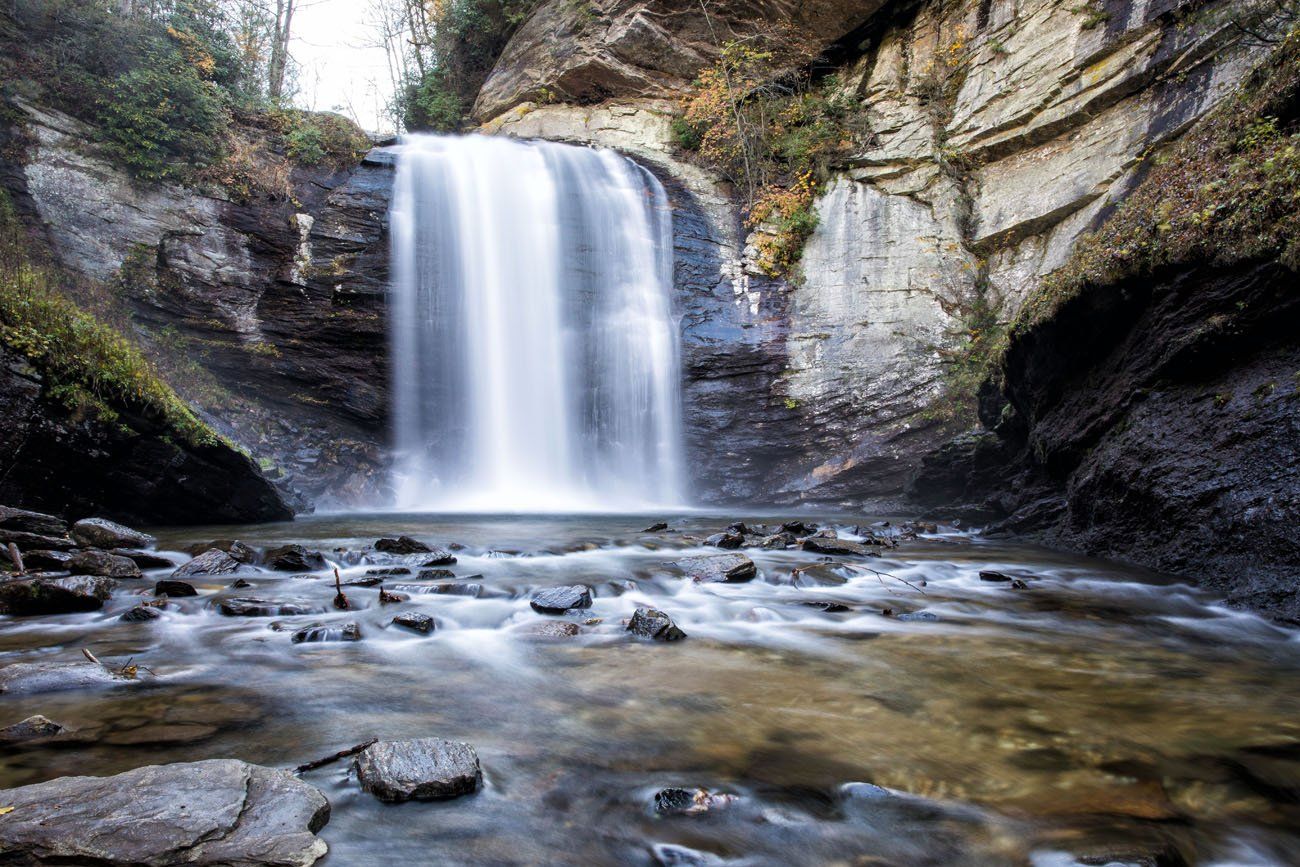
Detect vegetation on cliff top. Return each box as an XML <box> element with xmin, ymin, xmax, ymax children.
<box><xmin>0</xmin><ymin>190</ymin><xmax>219</xmax><ymax>447</ymax></box>
<box><xmin>671</xmin><ymin>32</ymin><xmax>860</xmax><ymax>277</ymax></box>
<box><xmin>1</xmin><ymin>0</ymin><xmax>366</xmax><ymax>183</ymax></box>
<box><xmin>1012</xmin><ymin>27</ymin><xmax>1300</xmax><ymax>340</ymax></box>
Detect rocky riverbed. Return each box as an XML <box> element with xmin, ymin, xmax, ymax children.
<box><xmin>2</xmin><ymin>511</ymin><xmax>1299</xmax><ymax>865</ymax></box>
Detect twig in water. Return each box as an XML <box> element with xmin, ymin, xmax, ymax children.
<box><xmin>333</xmin><ymin>567</ymin><xmax>351</xmax><ymax>610</ymax></box>
<box><xmin>848</xmin><ymin>564</ymin><xmax>928</xmax><ymax>596</ymax></box>
<box><xmin>295</xmin><ymin>737</ymin><xmax>378</xmax><ymax>773</ymax></box>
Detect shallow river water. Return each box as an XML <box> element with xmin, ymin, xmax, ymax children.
<box><xmin>3</xmin><ymin>513</ymin><xmax>1299</xmax><ymax>865</ymax></box>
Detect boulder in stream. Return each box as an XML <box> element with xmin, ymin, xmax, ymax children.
<box><xmin>173</xmin><ymin>549</ymin><xmax>242</xmax><ymax>578</ymax></box>
<box><xmin>627</xmin><ymin>607</ymin><xmax>687</xmax><ymax>641</ymax></box>
<box><xmin>0</xmin><ymin>714</ymin><xmax>68</xmax><ymax>742</ymax></box>
<box><xmin>419</xmin><ymin>549</ymin><xmax>458</xmax><ymax>566</ymax></box>
<box><xmin>264</xmin><ymin>544</ymin><xmax>326</xmax><ymax>572</ymax></box>
<box><xmin>69</xmin><ymin>550</ymin><xmax>141</xmax><ymax>578</ymax></box>
<box><xmin>673</xmin><ymin>553</ymin><xmax>757</xmax><ymax>583</ymax></box>
<box><xmin>354</xmin><ymin>737</ymin><xmax>481</xmax><ymax>802</ymax></box>
<box><xmin>642</xmin><ymin>522</ymin><xmax>669</xmax><ymax>532</ymax></box>
<box><xmin>529</xmin><ymin>585</ymin><xmax>593</xmax><ymax>614</ymax></box>
<box><xmin>111</xmin><ymin>549</ymin><xmax>177</xmax><ymax>570</ymax></box>
<box><xmin>800</xmin><ymin>537</ymin><xmax>870</xmax><ymax>557</ymax></box>
<box><xmin>155</xmin><ymin>579</ymin><xmax>198</xmax><ymax>597</ymax></box>
<box><xmin>71</xmin><ymin>517</ymin><xmax>155</xmax><ymax>550</ymax></box>
<box><xmin>392</xmin><ymin>612</ymin><xmax>435</xmax><ymax>634</ymax></box>
<box><xmin>704</xmin><ymin>532</ymin><xmax>743</xmax><ymax>549</ymax></box>
<box><xmin>0</xmin><ymin>759</ymin><xmax>330</xmax><ymax>865</ymax></box>
<box><xmin>219</xmin><ymin>598</ymin><xmax>315</xmax><ymax>617</ymax></box>
<box><xmin>0</xmin><ymin>575</ymin><xmax>116</xmax><ymax>615</ymax></box>
<box><xmin>291</xmin><ymin>622</ymin><xmax>362</xmax><ymax>643</ymax></box>
<box><xmin>374</xmin><ymin>535</ymin><xmax>431</xmax><ymax>554</ymax></box>
<box><xmin>0</xmin><ymin>661</ymin><xmax>132</xmax><ymax>694</ymax></box>
<box><xmin>121</xmin><ymin>604</ymin><xmax>162</xmax><ymax>622</ymax></box>
<box><xmin>185</xmin><ymin>539</ymin><xmax>257</xmax><ymax>563</ymax></box>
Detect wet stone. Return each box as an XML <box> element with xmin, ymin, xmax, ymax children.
<box><xmin>292</xmin><ymin>622</ymin><xmax>362</xmax><ymax>643</ymax></box>
<box><xmin>219</xmin><ymin>598</ymin><xmax>315</xmax><ymax>617</ymax></box>
<box><xmin>365</xmin><ymin>567</ymin><xmax>411</xmax><ymax>576</ymax></box>
<box><xmin>0</xmin><ymin>661</ymin><xmax>131</xmax><ymax>695</ymax></box>
<box><xmin>0</xmin><ymin>715</ymin><xmax>68</xmax><ymax>742</ymax></box>
<box><xmin>530</xmin><ymin>585</ymin><xmax>593</xmax><ymax>614</ymax></box>
<box><xmin>185</xmin><ymin>539</ymin><xmax>257</xmax><ymax>563</ymax></box>
<box><xmin>120</xmin><ymin>605</ymin><xmax>161</xmax><ymax>622</ymax></box>
<box><xmin>392</xmin><ymin>582</ymin><xmax>482</xmax><ymax>598</ymax></box>
<box><xmin>0</xmin><ymin>575</ymin><xmax>117</xmax><ymax>616</ymax></box>
<box><xmin>704</xmin><ymin>532</ymin><xmax>743</xmax><ymax>549</ymax></box>
<box><xmin>642</xmin><ymin>522</ymin><xmax>669</xmax><ymax>532</ymax></box>
<box><xmin>800</xmin><ymin>601</ymin><xmax>852</xmax><ymax>613</ymax></box>
<box><xmin>173</xmin><ymin>549</ymin><xmax>241</xmax><ymax>578</ymax></box>
<box><xmin>800</xmin><ymin>537</ymin><xmax>869</xmax><ymax>557</ymax></box>
<box><xmin>392</xmin><ymin>612</ymin><xmax>435</xmax><ymax>634</ymax></box>
<box><xmin>230</xmin><ymin>578</ymin><xmax>252</xmax><ymax>589</ymax></box>
<box><xmin>654</xmin><ymin>787</ymin><xmax>737</xmax><ymax>815</ymax></box>
<box><xmin>894</xmin><ymin>611</ymin><xmax>940</xmax><ymax>622</ymax></box>
<box><xmin>345</xmin><ymin>576</ymin><xmax>385</xmax><ymax>587</ymax></box>
<box><xmin>419</xmin><ymin>549</ymin><xmax>458</xmax><ymax>566</ymax></box>
<box><xmin>980</xmin><ymin>570</ymin><xmax>1014</xmax><ymax>582</ymax></box>
<box><xmin>264</xmin><ymin>544</ymin><xmax>326</xmax><ymax>572</ymax></box>
<box><xmin>627</xmin><ymin>607</ymin><xmax>686</xmax><ymax>641</ymax></box>
<box><xmin>71</xmin><ymin>517</ymin><xmax>155</xmax><ymax>550</ymax></box>
<box><xmin>111</xmin><ymin>549</ymin><xmax>176</xmax><ymax>570</ymax></box>
<box><xmin>674</xmin><ymin>553</ymin><xmax>757</xmax><ymax>583</ymax></box>
<box><xmin>0</xmin><ymin>759</ymin><xmax>330</xmax><ymax>865</ymax></box>
<box><xmin>69</xmin><ymin>549</ymin><xmax>141</xmax><ymax>578</ymax></box>
<box><xmin>417</xmin><ymin>568</ymin><xmax>456</xmax><ymax>580</ymax></box>
<box><xmin>21</xmin><ymin>550</ymin><xmax>73</xmax><ymax>571</ymax></box>
<box><xmin>374</xmin><ymin>535</ymin><xmax>432</xmax><ymax>554</ymax></box>
<box><xmin>154</xmin><ymin>579</ymin><xmax>197</xmax><ymax>597</ymax></box>
<box><xmin>652</xmin><ymin>843</ymin><xmax>723</xmax><ymax>866</ymax></box>
<box><xmin>518</xmin><ymin>621</ymin><xmax>582</xmax><ymax>639</ymax></box>
<box><xmin>354</xmin><ymin>737</ymin><xmax>481</xmax><ymax>802</ymax></box>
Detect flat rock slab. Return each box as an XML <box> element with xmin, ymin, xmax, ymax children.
<box><xmin>529</xmin><ymin>585</ymin><xmax>592</xmax><ymax>614</ymax></box>
<box><xmin>392</xmin><ymin>612</ymin><xmax>435</xmax><ymax>634</ymax></box>
<box><xmin>800</xmin><ymin>537</ymin><xmax>871</xmax><ymax>556</ymax></box>
<box><xmin>71</xmin><ymin>517</ymin><xmax>155</xmax><ymax>550</ymax></box>
<box><xmin>219</xmin><ymin>598</ymin><xmax>316</xmax><ymax>617</ymax></box>
<box><xmin>673</xmin><ymin>553</ymin><xmax>757</xmax><ymax>583</ymax></box>
<box><xmin>0</xmin><ymin>575</ymin><xmax>117</xmax><ymax>616</ymax></box>
<box><xmin>0</xmin><ymin>759</ymin><xmax>330</xmax><ymax>866</ymax></box>
<box><xmin>354</xmin><ymin>738</ymin><xmax>481</xmax><ymax>802</ymax></box>
<box><xmin>0</xmin><ymin>661</ymin><xmax>132</xmax><ymax>695</ymax></box>
<box><xmin>173</xmin><ymin>549</ymin><xmax>242</xmax><ymax>578</ymax></box>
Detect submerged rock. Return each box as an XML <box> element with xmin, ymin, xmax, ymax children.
<box><xmin>0</xmin><ymin>575</ymin><xmax>116</xmax><ymax>615</ymax></box>
<box><xmin>345</xmin><ymin>576</ymin><xmax>385</xmax><ymax>587</ymax></box>
<box><xmin>365</xmin><ymin>566</ymin><xmax>411</xmax><ymax>576</ymax></box>
<box><xmin>392</xmin><ymin>612</ymin><xmax>435</xmax><ymax>634</ymax></box>
<box><xmin>642</xmin><ymin>522</ymin><xmax>669</xmax><ymax>532</ymax></box>
<box><xmin>292</xmin><ymin>622</ymin><xmax>362</xmax><ymax>643</ymax></box>
<box><xmin>654</xmin><ymin>787</ymin><xmax>737</xmax><ymax>815</ymax></box>
<box><xmin>530</xmin><ymin>585</ymin><xmax>593</xmax><ymax>614</ymax></box>
<box><xmin>651</xmin><ymin>843</ymin><xmax>723</xmax><ymax>866</ymax></box>
<box><xmin>264</xmin><ymin>544</ymin><xmax>326</xmax><ymax>572</ymax></box>
<box><xmin>71</xmin><ymin>517</ymin><xmax>155</xmax><ymax>550</ymax></box>
<box><xmin>69</xmin><ymin>550</ymin><xmax>141</xmax><ymax>578</ymax></box>
<box><xmin>120</xmin><ymin>604</ymin><xmax>162</xmax><ymax>622</ymax></box>
<box><xmin>0</xmin><ymin>759</ymin><xmax>330</xmax><ymax>865</ymax></box>
<box><xmin>673</xmin><ymin>553</ymin><xmax>757</xmax><ymax>583</ymax></box>
<box><xmin>219</xmin><ymin>598</ymin><xmax>315</xmax><ymax>617</ymax></box>
<box><xmin>354</xmin><ymin>738</ymin><xmax>481</xmax><ymax>802</ymax></box>
<box><xmin>172</xmin><ymin>549</ymin><xmax>241</xmax><ymax>578</ymax></box>
<box><xmin>374</xmin><ymin>535</ymin><xmax>431</xmax><ymax>554</ymax></box>
<box><xmin>627</xmin><ymin>607</ymin><xmax>686</xmax><ymax>641</ymax></box>
<box><xmin>419</xmin><ymin>549</ymin><xmax>458</xmax><ymax>566</ymax></box>
<box><xmin>979</xmin><ymin>570</ymin><xmax>1013</xmax><ymax>582</ymax></box>
<box><xmin>0</xmin><ymin>714</ymin><xmax>68</xmax><ymax>742</ymax></box>
<box><xmin>392</xmin><ymin>582</ymin><xmax>482</xmax><ymax>598</ymax></box>
<box><xmin>154</xmin><ymin>579</ymin><xmax>197</xmax><ymax>597</ymax></box>
<box><xmin>0</xmin><ymin>661</ymin><xmax>130</xmax><ymax>694</ymax></box>
<box><xmin>518</xmin><ymin>620</ymin><xmax>582</xmax><ymax>639</ymax></box>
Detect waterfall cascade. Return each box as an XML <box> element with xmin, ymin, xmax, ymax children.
<box><xmin>388</xmin><ymin>134</ymin><xmax>685</xmax><ymax>511</ymax></box>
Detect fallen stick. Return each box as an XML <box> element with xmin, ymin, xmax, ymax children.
<box><xmin>295</xmin><ymin>737</ymin><xmax>378</xmax><ymax>773</ymax></box>
<box><xmin>6</xmin><ymin>543</ymin><xmax>24</xmax><ymax>575</ymax></box>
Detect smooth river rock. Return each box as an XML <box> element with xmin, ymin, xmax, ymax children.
<box><xmin>155</xmin><ymin>579</ymin><xmax>198</xmax><ymax>597</ymax></box>
<box><xmin>673</xmin><ymin>553</ymin><xmax>757</xmax><ymax>583</ymax></box>
<box><xmin>0</xmin><ymin>715</ymin><xmax>68</xmax><ymax>742</ymax></box>
<box><xmin>529</xmin><ymin>585</ymin><xmax>592</xmax><ymax>614</ymax></box>
<box><xmin>0</xmin><ymin>661</ymin><xmax>130</xmax><ymax>695</ymax></box>
<box><xmin>173</xmin><ymin>548</ymin><xmax>242</xmax><ymax>578</ymax></box>
<box><xmin>69</xmin><ymin>549</ymin><xmax>141</xmax><ymax>578</ymax></box>
<box><xmin>0</xmin><ymin>759</ymin><xmax>330</xmax><ymax>866</ymax></box>
<box><xmin>391</xmin><ymin>612</ymin><xmax>435</xmax><ymax>634</ymax></box>
<box><xmin>800</xmin><ymin>537</ymin><xmax>872</xmax><ymax>557</ymax></box>
<box><xmin>264</xmin><ymin>544</ymin><xmax>326</xmax><ymax>572</ymax></box>
<box><xmin>219</xmin><ymin>598</ymin><xmax>315</xmax><ymax>617</ymax></box>
<box><xmin>0</xmin><ymin>575</ymin><xmax>117</xmax><ymax>615</ymax></box>
<box><xmin>627</xmin><ymin>607</ymin><xmax>686</xmax><ymax>641</ymax></box>
<box><xmin>374</xmin><ymin>535</ymin><xmax>430</xmax><ymax>554</ymax></box>
<box><xmin>71</xmin><ymin>517</ymin><xmax>156</xmax><ymax>550</ymax></box>
<box><xmin>353</xmin><ymin>738</ymin><xmax>481</xmax><ymax>802</ymax></box>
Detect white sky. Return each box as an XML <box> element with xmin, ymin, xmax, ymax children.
<box><xmin>290</xmin><ymin>0</ymin><xmax>396</xmax><ymax>134</ymax></box>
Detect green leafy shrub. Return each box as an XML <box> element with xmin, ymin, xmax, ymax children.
<box><xmin>0</xmin><ymin>191</ymin><xmax>217</xmax><ymax>446</ymax></box>
<box><xmin>276</xmin><ymin>110</ymin><xmax>370</xmax><ymax>169</ymax></box>
<box><xmin>97</xmin><ymin>64</ymin><xmax>228</xmax><ymax>181</ymax></box>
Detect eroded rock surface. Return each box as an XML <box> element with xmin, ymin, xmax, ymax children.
<box><xmin>354</xmin><ymin>738</ymin><xmax>481</xmax><ymax>802</ymax></box>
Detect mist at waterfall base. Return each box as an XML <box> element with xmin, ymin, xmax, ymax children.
<box><xmin>388</xmin><ymin>134</ymin><xmax>686</xmax><ymax>513</ymax></box>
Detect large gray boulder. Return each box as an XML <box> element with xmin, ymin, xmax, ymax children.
<box><xmin>353</xmin><ymin>738</ymin><xmax>481</xmax><ymax>802</ymax></box>
<box><xmin>0</xmin><ymin>759</ymin><xmax>330</xmax><ymax>866</ymax></box>
<box><xmin>172</xmin><ymin>548</ymin><xmax>242</xmax><ymax>579</ymax></box>
<box><xmin>0</xmin><ymin>575</ymin><xmax>116</xmax><ymax>616</ymax></box>
<box><xmin>68</xmin><ymin>549</ymin><xmax>141</xmax><ymax>579</ymax></box>
<box><xmin>529</xmin><ymin>585</ymin><xmax>592</xmax><ymax>614</ymax></box>
<box><xmin>0</xmin><ymin>661</ymin><xmax>130</xmax><ymax>695</ymax></box>
<box><xmin>71</xmin><ymin>517</ymin><xmax>156</xmax><ymax>550</ymax></box>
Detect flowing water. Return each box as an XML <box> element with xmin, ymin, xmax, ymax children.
<box><xmin>388</xmin><ymin>135</ymin><xmax>684</xmax><ymax>512</ymax></box>
<box><xmin>3</xmin><ymin>514</ymin><xmax>1299</xmax><ymax>865</ymax></box>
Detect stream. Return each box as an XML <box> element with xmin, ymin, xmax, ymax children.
<box><xmin>2</xmin><ymin>513</ymin><xmax>1298</xmax><ymax>865</ymax></box>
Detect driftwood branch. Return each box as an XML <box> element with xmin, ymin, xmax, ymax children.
<box><xmin>295</xmin><ymin>738</ymin><xmax>377</xmax><ymax>773</ymax></box>
<box><xmin>6</xmin><ymin>543</ymin><xmax>24</xmax><ymax>575</ymax></box>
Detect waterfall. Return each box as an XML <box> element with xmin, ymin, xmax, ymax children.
<box><xmin>388</xmin><ymin>134</ymin><xmax>686</xmax><ymax>512</ymax></box>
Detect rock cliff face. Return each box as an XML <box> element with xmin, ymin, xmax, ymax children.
<box><xmin>1</xmin><ymin>101</ymin><xmax>394</xmax><ymax>509</ymax></box>
<box><xmin>479</xmin><ymin>0</ymin><xmax>1263</xmax><ymax>506</ymax></box>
